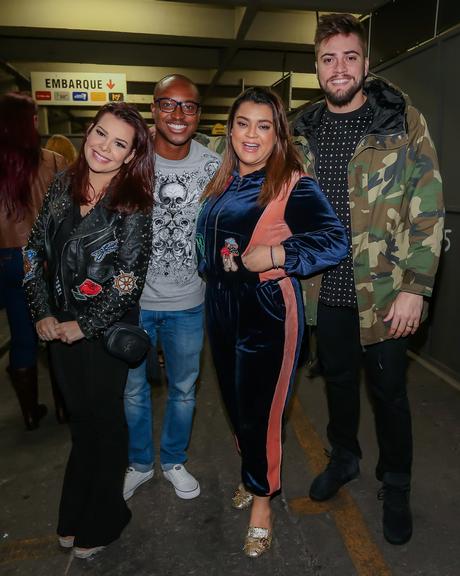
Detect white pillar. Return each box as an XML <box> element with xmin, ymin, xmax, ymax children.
<box><xmin>37</xmin><ymin>106</ymin><xmax>49</xmax><ymax>135</ymax></box>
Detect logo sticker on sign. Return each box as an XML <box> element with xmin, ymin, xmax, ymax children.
<box><xmin>35</xmin><ymin>91</ymin><xmax>52</xmax><ymax>101</ymax></box>
<box><xmin>54</xmin><ymin>92</ymin><xmax>70</xmax><ymax>101</ymax></box>
<box><xmin>91</xmin><ymin>92</ymin><xmax>107</xmax><ymax>102</ymax></box>
<box><xmin>73</xmin><ymin>92</ymin><xmax>88</xmax><ymax>102</ymax></box>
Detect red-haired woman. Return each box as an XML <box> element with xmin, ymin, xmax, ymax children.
<box><xmin>24</xmin><ymin>102</ymin><xmax>154</xmax><ymax>558</ymax></box>
<box><xmin>0</xmin><ymin>92</ymin><xmax>67</xmax><ymax>430</ymax></box>
<box><xmin>197</xmin><ymin>87</ymin><xmax>348</xmax><ymax>557</ymax></box>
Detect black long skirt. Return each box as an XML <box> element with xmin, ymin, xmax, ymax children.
<box><xmin>49</xmin><ymin>337</ymin><xmax>131</xmax><ymax>548</ymax></box>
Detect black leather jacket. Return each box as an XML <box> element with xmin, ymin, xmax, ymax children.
<box><xmin>24</xmin><ymin>173</ymin><xmax>152</xmax><ymax>338</ymax></box>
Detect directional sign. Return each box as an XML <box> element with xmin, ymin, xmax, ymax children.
<box><xmin>31</xmin><ymin>72</ymin><xmax>127</xmax><ymax>106</ymax></box>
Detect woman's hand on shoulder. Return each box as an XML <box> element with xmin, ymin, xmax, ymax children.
<box><xmin>55</xmin><ymin>321</ymin><xmax>85</xmax><ymax>344</ymax></box>
<box><xmin>36</xmin><ymin>317</ymin><xmax>59</xmax><ymax>341</ymax></box>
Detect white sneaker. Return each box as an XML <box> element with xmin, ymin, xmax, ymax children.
<box><xmin>74</xmin><ymin>546</ymin><xmax>105</xmax><ymax>559</ymax></box>
<box><xmin>163</xmin><ymin>464</ymin><xmax>200</xmax><ymax>499</ymax></box>
<box><xmin>123</xmin><ymin>466</ymin><xmax>154</xmax><ymax>500</ymax></box>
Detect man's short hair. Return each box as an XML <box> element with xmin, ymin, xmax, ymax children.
<box><xmin>153</xmin><ymin>74</ymin><xmax>200</xmax><ymax>102</ymax></box>
<box><xmin>314</xmin><ymin>13</ymin><xmax>368</xmax><ymax>57</ymax></box>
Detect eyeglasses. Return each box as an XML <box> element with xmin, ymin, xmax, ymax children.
<box><xmin>154</xmin><ymin>98</ymin><xmax>201</xmax><ymax>116</ymax></box>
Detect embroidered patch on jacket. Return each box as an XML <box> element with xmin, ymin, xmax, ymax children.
<box><xmin>91</xmin><ymin>240</ymin><xmax>118</xmax><ymax>263</ymax></box>
<box><xmin>195</xmin><ymin>232</ymin><xmax>205</xmax><ymax>258</ymax></box>
<box><xmin>71</xmin><ymin>288</ymin><xmax>87</xmax><ymax>301</ymax></box>
<box><xmin>221</xmin><ymin>237</ymin><xmax>239</xmax><ymax>272</ymax></box>
<box><xmin>22</xmin><ymin>249</ymin><xmax>38</xmax><ymax>282</ymax></box>
<box><xmin>113</xmin><ymin>270</ymin><xmax>138</xmax><ymax>295</ymax></box>
<box><xmin>76</xmin><ymin>278</ymin><xmax>103</xmax><ymax>298</ymax></box>
<box><xmin>55</xmin><ymin>276</ymin><xmax>62</xmax><ymax>296</ymax></box>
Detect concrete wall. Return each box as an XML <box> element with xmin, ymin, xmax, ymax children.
<box><xmin>373</xmin><ymin>26</ymin><xmax>460</xmax><ymax>380</ymax></box>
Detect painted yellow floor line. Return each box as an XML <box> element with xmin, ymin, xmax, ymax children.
<box><xmin>0</xmin><ymin>535</ymin><xmax>60</xmax><ymax>564</ymax></box>
<box><xmin>289</xmin><ymin>395</ymin><xmax>392</xmax><ymax>576</ymax></box>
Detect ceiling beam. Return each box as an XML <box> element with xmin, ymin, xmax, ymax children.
<box><xmin>204</xmin><ymin>1</ymin><xmax>262</xmax><ymax>100</ymax></box>
<box><xmin>0</xmin><ymin>26</ymin><xmax>315</xmax><ymax>50</ymax></box>
<box><xmin>0</xmin><ymin>59</ymin><xmax>30</xmax><ymax>90</ymax></box>
<box><xmin>162</xmin><ymin>0</ymin><xmax>391</xmax><ymax>11</ymax></box>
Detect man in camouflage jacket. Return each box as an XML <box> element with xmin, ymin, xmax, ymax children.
<box><xmin>293</xmin><ymin>13</ymin><xmax>444</xmax><ymax>545</ymax></box>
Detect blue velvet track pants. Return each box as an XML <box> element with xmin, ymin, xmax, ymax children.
<box><xmin>206</xmin><ymin>277</ymin><xmax>304</xmax><ymax>497</ymax></box>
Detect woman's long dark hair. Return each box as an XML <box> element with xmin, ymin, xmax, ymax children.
<box><xmin>203</xmin><ymin>86</ymin><xmax>303</xmax><ymax>205</ymax></box>
<box><xmin>0</xmin><ymin>92</ymin><xmax>41</xmax><ymax>221</ymax></box>
<box><xmin>69</xmin><ymin>102</ymin><xmax>154</xmax><ymax>213</ymax></box>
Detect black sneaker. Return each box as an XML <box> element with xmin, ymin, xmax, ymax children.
<box><xmin>309</xmin><ymin>447</ymin><xmax>360</xmax><ymax>501</ymax></box>
<box><xmin>378</xmin><ymin>473</ymin><xmax>412</xmax><ymax>545</ymax></box>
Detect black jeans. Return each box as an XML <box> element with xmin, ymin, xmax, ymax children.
<box><xmin>50</xmin><ymin>337</ymin><xmax>131</xmax><ymax>547</ymax></box>
<box><xmin>316</xmin><ymin>303</ymin><xmax>412</xmax><ymax>480</ymax></box>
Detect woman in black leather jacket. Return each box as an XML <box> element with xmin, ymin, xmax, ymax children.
<box><xmin>24</xmin><ymin>102</ymin><xmax>154</xmax><ymax>558</ymax></box>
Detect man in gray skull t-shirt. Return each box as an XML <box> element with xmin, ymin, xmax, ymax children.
<box><xmin>140</xmin><ymin>140</ymin><xmax>220</xmax><ymax>313</ymax></box>
<box><xmin>123</xmin><ymin>74</ymin><xmax>220</xmax><ymax>501</ymax></box>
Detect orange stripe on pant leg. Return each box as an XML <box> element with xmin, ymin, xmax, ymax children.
<box><xmin>266</xmin><ymin>278</ymin><xmax>299</xmax><ymax>493</ymax></box>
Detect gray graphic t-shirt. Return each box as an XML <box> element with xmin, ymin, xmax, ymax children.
<box><xmin>140</xmin><ymin>139</ymin><xmax>220</xmax><ymax>311</ymax></box>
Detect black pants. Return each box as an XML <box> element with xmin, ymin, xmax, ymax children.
<box><xmin>50</xmin><ymin>337</ymin><xmax>131</xmax><ymax>547</ymax></box>
<box><xmin>316</xmin><ymin>303</ymin><xmax>412</xmax><ymax>480</ymax></box>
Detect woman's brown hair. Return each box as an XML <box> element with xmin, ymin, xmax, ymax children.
<box><xmin>69</xmin><ymin>102</ymin><xmax>154</xmax><ymax>213</ymax></box>
<box><xmin>203</xmin><ymin>87</ymin><xmax>303</xmax><ymax>205</ymax></box>
<box><xmin>0</xmin><ymin>92</ymin><xmax>40</xmax><ymax>221</ymax></box>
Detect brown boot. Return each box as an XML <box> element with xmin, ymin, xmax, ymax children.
<box><xmin>7</xmin><ymin>366</ymin><xmax>47</xmax><ymax>430</ymax></box>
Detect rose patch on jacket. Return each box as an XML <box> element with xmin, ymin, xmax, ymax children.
<box><xmin>72</xmin><ymin>278</ymin><xmax>103</xmax><ymax>301</ymax></box>
<box><xmin>113</xmin><ymin>270</ymin><xmax>138</xmax><ymax>295</ymax></box>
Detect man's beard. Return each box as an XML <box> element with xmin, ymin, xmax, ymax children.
<box><xmin>320</xmin><ymin>73</ymin><xmax>365</xmax><ymax>108</ymax></box>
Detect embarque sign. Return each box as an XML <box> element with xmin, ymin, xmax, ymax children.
<box><xmin>31</xmin><ymin>72</ymin><xmax>127</xmax><ymax>106</ymax></box>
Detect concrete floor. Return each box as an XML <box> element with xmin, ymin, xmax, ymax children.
<box><xmin>0</xmin><ymin>311</ymin><xmax>459</xmax><ymax>576</ymax></box>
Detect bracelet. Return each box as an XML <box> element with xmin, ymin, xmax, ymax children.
<box><xmin>270</xmin><ymin>245</ymin><xmax>279</xmax><ymax>269</ymax></box>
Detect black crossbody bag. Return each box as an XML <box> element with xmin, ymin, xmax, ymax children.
<box><xmin>103</xmin><ymin>322</ymin><xmax>150</xmax><ymax>365</ymax></box>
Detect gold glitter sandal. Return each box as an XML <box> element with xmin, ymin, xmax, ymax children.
<box><xmin>232</xmin><ymin>483</ymin><xmax>254</xmax><ymax>510</ymax></box>
<box><xmin>243</xmin><ymin>526</ymin><xmax>273</xmax><ymax>558</ymax></box>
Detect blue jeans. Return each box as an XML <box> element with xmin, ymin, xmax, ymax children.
<box><xmin>123</xmin><ymin>304</ymin><xmax>204</xmax><ymax>471</ymax></box>
<box><xmin>0</xmin><ymin>248</ymin><xmax>37</xmax><ymax>369</ymax></box>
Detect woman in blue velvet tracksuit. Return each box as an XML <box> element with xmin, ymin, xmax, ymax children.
<box><xmin>196</xmin><ymin>87</ymin><xmax>348</xmax><ymax>557</ymax></box>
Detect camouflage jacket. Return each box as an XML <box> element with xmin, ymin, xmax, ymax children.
<box><xmin>292</xmin><ymin>75</ymin><xmax>445</xmax><ymax>345</ymax></box>
<box><xmin>193</xmin><ymin>132</ymin><xmax>227</xmax><ymax>156</ymax></box>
